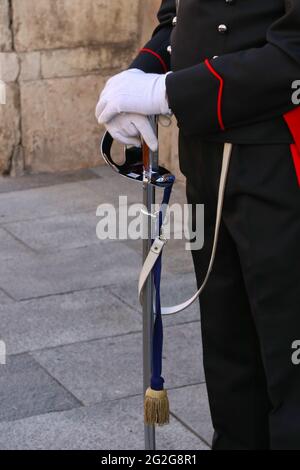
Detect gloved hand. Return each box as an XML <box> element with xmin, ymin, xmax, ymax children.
<box><xmin>104</xmin><ymin>113</ymin><xmax>158</xmax><ymax>151</ymax></box>
<box><xmin>96</xmin><ymin>69</ymin><xmax>172</xmax><ymax>125</ymax></box>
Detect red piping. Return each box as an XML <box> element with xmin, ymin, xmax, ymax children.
<box><xmin>284</xmin><ymin>107</ymin><xmax>300</xmax><ymax>186</ymax></box>
<box><xmin>290</xmin><ymin>144</ymin><xmax>300</xmax><ymax>186</ymax></box>
<box><xmin>140</xmin><ymin>48</ymin><xmax>168</xmax><ymax>73</ymax></box>
<box><xmin>284</xmin><ymin>107</ymin><xmax>300</xmax><ymax>151</ymax></box>
<box><xmin>204</xmin><ymin>59</ymin><xmax>225</xmax><ymax>131</ymax></box>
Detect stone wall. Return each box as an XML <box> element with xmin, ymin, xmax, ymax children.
<box><xmin>0</xmin><ymin>0</ymin><xmax>180</xmax><ymax>178</ymax></box>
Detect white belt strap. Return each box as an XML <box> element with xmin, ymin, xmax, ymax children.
<box><xmin>138</xmin><ymin>142</ymin><xmax>233</xmax><ymax>315</ymax></box>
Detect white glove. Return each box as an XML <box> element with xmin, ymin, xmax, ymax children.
<box><xmin>96</xmin><ymin>69</ymin><xmax>172</xmax><ymax>125</ymax></box>
<box><xmin>104</xmin><ymin>113</ymin><xmax>158</xmax><ymax>151</ymax></box>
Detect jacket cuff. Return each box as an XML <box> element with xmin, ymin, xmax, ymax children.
<box><xmin>284</xmin><ymin>106</ymin><xmax>300</xmax><ymax>151</ymax></box>
<box><xmin>166</xmin><ymin>59</ymin><xmax>226</xmax><ymax>136</ymax></box>
<box><xmin>129</xmin><ymin>28</ymin><xmax>172</xmax><ymax>74</ymax></box>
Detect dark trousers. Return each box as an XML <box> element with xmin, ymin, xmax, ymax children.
<box><xmin>181</xmin><ymin>137</ymin><xmax>300</xmax><ymax>450</ymax></box>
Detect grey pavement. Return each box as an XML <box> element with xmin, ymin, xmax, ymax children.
<box><xmin>0</xmin><ymin>167</ymin><xmax>213</xmax><ymax>450</ymax></box>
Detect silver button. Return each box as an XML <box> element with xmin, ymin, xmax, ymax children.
<box><xmin>167</xmin><ymin>45</ymin><xmax>172</xmax><ymax>55</ymax></box>
<box><xmin>218</xmin><ymin>24</ymin><xmax>228</xmax><ymax>34</ymax></box>
<box><xmin>172</xmin><ymin>16</ymin><xmax>177</xmax><ymax>26</ymax></box>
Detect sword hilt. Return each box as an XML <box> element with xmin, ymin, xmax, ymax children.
<box><xmin>142</xmin><ymin>116</ymin><xmax>159</xmax><ymax>182</ymax></box>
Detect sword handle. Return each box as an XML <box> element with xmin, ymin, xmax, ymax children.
<box><xmin>142</xmin><ymin>141</ymin><xmax>150</xmax><ymax>176</ymax></box>
<box><xmin>142</xmin><ymin>116</ymin><xmax>159</xmax><ymax>182</ymax></box>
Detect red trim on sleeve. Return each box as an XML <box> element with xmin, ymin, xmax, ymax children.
<box><xmin>290</xmin><ymin>144</ymin><xmax>300</xmax><ymax>187</ymax></box>
<box><xmin>140</xmin><ymin>48</ymin><xmax>168</xmax><ymax>73</ymax></box>
<box><xmin>204</xmin><ymin>59</ymin><xmax>225</xmax><ymax>131</ymax></box>
<box><xmin>284</xmin><ymin>107</ymin><xmax>300</xmax><ymax>186</ymax></box>
<box><xmin>284</xmin><ymin>107</ymin><xmax>300</xmax><ymax>151</ymax></box>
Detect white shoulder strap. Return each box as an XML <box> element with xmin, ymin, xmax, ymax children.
<box><xmin>138</xmin><ymin>142</ymin><xmax>233</xmax><ymax>315</ymax></box>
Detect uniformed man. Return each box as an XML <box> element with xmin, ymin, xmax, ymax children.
<box><xmin>95</xmin><ymin>0</ymin><xmax>300</xmax><ymax>450</ymax></box>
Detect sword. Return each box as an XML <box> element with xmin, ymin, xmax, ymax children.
<box><xmin>100</xmin><ymin>118</ymin><xmax>175</xmax><ymax>451</ymax></box>
<box><xmin>141</xmin><ymin>116</ymin><xmax>158</xmax><ymax>450</ymax></box>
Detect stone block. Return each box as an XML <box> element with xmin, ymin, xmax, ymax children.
<box><xmin>20</xmin><ymin>74</ymin><xmax>105</xmax><ymax>173</ymax></box>
<box><xmin>41</xmin><ymin>46</ymin><xmax>133</xmax><ymax>80</ymax></box>
<box><xmin>0</xmin><ymin>83</ymin><xmax>20</xmax><ymax>174</ymax></box>
<box><xmin>13</xmin><ymin>0</ymin><xmax>140</xmax><ymax>52</ymax></box>
<box><xmin>19</xmin><ymin>52</ymin><xmax>41</xmax><ymax>82</ymax></box>
<box><xmin>0</xmin><ymin>0</ymin><xmax>177</xmax><ymax>178</ymax></box>
<box><xmin>0</xmin><ymin>0</ymin><xmax>12</xmax><ymax>51</ymax></box>
<box><xmin>0</xmin><ymin>52</ymin><xmax>19</xmax><ymax>82</ymax></box>
<box><xmin>141</xmin><ymin>0</ymin><xmax>162</xmax><ymax>44</ymax></box>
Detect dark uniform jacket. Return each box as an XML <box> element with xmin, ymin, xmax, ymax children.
<box><xmin>130</xmin><ymin>0</ymin><xmax>300</xmax><ymax>147</ymax></box>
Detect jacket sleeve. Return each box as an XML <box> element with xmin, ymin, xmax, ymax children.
<box><xmin>166</xmin><ymin>0</ymin><xmax>300</xmax><ymax>136</ymax></box>
<box><xmin>129</xmin><ymin>0</ymin><xmax>176</xmax><ymax>74</ymax></box>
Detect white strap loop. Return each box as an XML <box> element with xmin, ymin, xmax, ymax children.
<box><xmin>138</xmin><ymin>143</ymin><xmax>233</xmax><ymax>315</ymax></box>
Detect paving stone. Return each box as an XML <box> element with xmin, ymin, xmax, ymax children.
<box><xmin>32</xmin><ymin>323</ymin><xmax>204</xmax><ymax>406</ymax></box>
<box><xmin>0</xmin><ymin>169</ymin><xmax>99</xmax><ymax>194</ymax></box>
<box><xmin>0</xmin><ymin>168</ymin><xmax>211</xmax><ymax>449</ymax></box>
<box><xmin>0</xmin><ymin>354</ymin><xmax>80</xmax><ymax>423</ymax></box>
<box><xmin>41</xmin><ymin>46</ymin><xmax>133</xmax><ymax>79</ymax></box>
<box><xmin>0</xmin><ymin>288</ymin><xmax>13</xmax><ymax>304</ymax></box>
<box><xmin>0</xmin><ymin>241</ymin><xmax>140</xmax><ymax>300</ymax></box>
<box><xmin>4</xmin><ymin>212</ymin><xmax>103</xmax><ymax>252</ymax></box>
<box><xmin>0</xmin><ymin>177</ymin><xmax>141</xmax><ymax>225</ymax></box>
<box><xmin>0</xmin><ymin>182</ymin><xmax>104</xmax><ymax>224</ymax></box>
<box><xmin>169</xmin><ymin>384</ymin><xmax>214</xmax><ymax>447</ymax></box>
<box><xmin>80</xmin><ymin>172</ymin><xmax>143</xmax><ymax>206</ymax></box>
<box><xmin>0</xmin><ymin>288</ymin><xmax>141</xmax><ymax>355</ymax></box>
<box><xmin>91</xmin><ymin>165</ymin><xmax>120</xmax><ymax>179</ymax></box>
<box><xmin>4</xmin><ymin>187</ymin><xmax>150</xmax><ymax>252</ymax></box>
<box><xmin>0</xmin><ymin>395</ymin><xmax>209</xmax><ymax>450</ymax></box>
<box><xmin>0</xmin><ymin>227</ymin><xmax>31</xmax><ymax>261</ymax></box>
<box><xmin>159</xmin><ymin>239</ymin><xmax>196</xmax><ymax>276</ymax></box>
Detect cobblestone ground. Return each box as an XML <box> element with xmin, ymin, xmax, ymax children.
<box><xmin>0</xmin><ymin>167</ymin><xmax>213</xmax><ymax>450</ymax></box>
